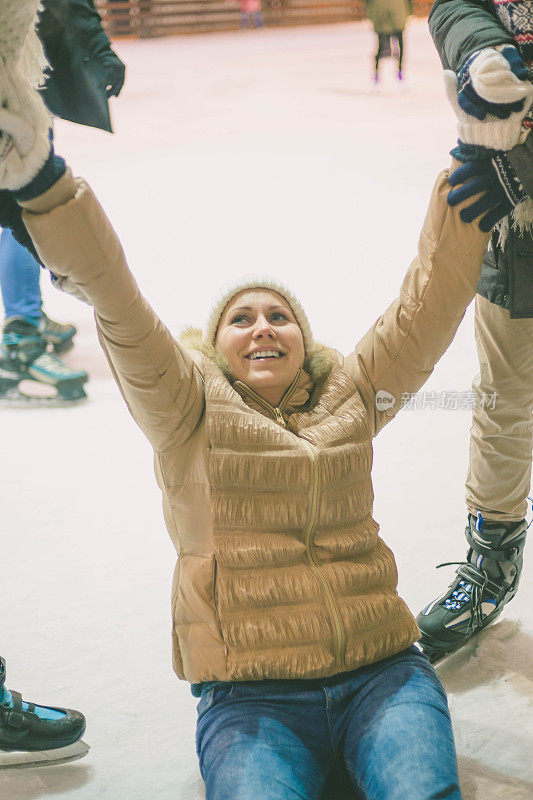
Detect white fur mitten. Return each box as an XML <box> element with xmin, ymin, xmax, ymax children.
<box><xmin>444</xmin><ymin>69</ymin><xmax>533</xmax><ymax>150</ymax></box>
<box><xmin>0</xmin><ymin>0</ymin><xmax>52</xmax><ymax>191</ymax></box>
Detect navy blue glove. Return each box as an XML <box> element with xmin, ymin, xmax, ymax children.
<box><xmin>13</xmin><ymin>140</ymin><xmax>66</xmax><ymax>203</ymax></box>
<box><xmin>0</xmin><ymin>191</ymin><xmax>41</xmax><ymax>263</ymax></box>
<box><xmin>458</xmin><ymin>46</ymin><xmax>530</xmax><ymax>121</ymax></box>
<box><xmin>448</xmin><ymin>152</ymin><xmax>528</xmax><ymax>231</ymax></box>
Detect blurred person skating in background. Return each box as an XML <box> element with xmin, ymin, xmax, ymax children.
<box><xmin>0</xmin><ymin>656</ymin><xmax>88</xmax><ymax>768</ymax></box>
<box><xmin>417</xmin><ymin>0</ymin><xmax>533</xmax><ymax>664</ymax></box>
<box><xmin>0</xmin><ymin>3</ymin><xmax>523</xmax><ymax>798</ymax></box>
<box><xmin>239</xmin><ymin>0</ymin><xmax>265</xmax><ymax>29</ymax></box>
<box><xmin>364</xmin><ymin>0</ymin><xmax>411</xmax><ymax>82</ymax></box>
<box><xmin>0</xmin><ymin>0</ymin><xmax>125</xmax><ymax>406</ymax></box>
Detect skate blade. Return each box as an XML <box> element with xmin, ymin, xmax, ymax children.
<box><xmin>426</xmin><ymin>610</ymin><xmax>505</xmax><ymax>666</ymax></box>
<box><xmin>0</xmin><ymin>380</ymin><xmax>87</xmax><ymax>408</ymax></box>
<box><xmin>0</xmin><ymin>740</ymin><xmax>89</xmax><ymax>769</ymax></box>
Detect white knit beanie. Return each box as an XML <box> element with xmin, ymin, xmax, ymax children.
<box><xmin>205</xmin><ymin>275</ymin><xmax>314</xmax><ymax>355</ymax></box>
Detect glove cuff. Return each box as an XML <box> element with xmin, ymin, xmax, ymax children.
<box><xmin>456</xmin><ymin>115</ymin><xmax>528</xmax><ymax>149</ymax></box>
<box><xmin>492</xmin><ymin>152</ymin><xmax>528</xmax><ymax>206</ymax></box>
<box><xmin>450</xmin><ymin>141</ymin><xmax>495</xmax><ymax>162</ymax></box>
<box><xmin>14</xmin><ymin>147</ymin><xmax>66</xmax><ymax>202</ymax></box>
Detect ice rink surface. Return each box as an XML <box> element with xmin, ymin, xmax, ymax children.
<box><xmin>1</xmin><ymin>17</ymin><xmax>533</xmax><ymax>800</ymax></box>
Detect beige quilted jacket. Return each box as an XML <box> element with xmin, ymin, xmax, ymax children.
<box><xmin>21</xmin><ymin>168</ymin><xmax>489</xmax><ymax>683</ymax></box>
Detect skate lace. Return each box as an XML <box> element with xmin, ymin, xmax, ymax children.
<box><xmin>437</xmin><ymin>562</ymin><xmax>487</xmax><ymax>633</ymax></box>
<box><xmin>34</xmin><ymin>352</ymin><xmax>75</xmax><ymax>376</ymax></box>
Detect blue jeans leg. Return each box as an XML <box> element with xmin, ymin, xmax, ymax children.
<box><xmin>0</xmin><ymin>228</ymin><xmax>42</xmax><ymax>320</ymax></box>
<box><xmin>195</xmin><ymin>649</ymin><xmax>461</xmax><ymax>800</ymax></box>
<box><xmin>339</xmin><ymin>650</ymin><xmax>461</xmax><ymax>800</ymax></box>
<box><xmin>196</xmin><ymin>683</ymin><xmax>333</xmax><ymax>800</ymax></box>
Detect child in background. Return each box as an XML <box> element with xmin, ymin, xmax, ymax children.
<box><xmin>239</xmin><ymin>0</ymin><xmax>265</xmax><ymax>29</ymax></box>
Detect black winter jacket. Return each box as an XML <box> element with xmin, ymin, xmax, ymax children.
<box><xmin>38</xmin><ymin>0</ymin><xmax>125</xmax><ymax>133</ymax></box>
<box><xmin>429</xmin><ymin>0</ymin><xmax>533</xmax><ymax>317</ymax></box>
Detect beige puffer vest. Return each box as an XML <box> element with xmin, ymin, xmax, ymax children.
<box><xmin>175</xmin><ymin>356</ymin><xmax>420</xmax><ymax>682</ymax></box>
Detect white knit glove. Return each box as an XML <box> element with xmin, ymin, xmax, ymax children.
<box><xmin>465</xmin><ymin>46</ymin><xmax>533</xmax><ymax>109</ymax></box>
<box><xmin>0</xmin><ymin>0</ymin><xmax>52</xmax><ymax>191</ymax></box>
<box><xmin>444</xmin><ymin>68</ymin><xmax>533</xmax><ymax>150</ymax></box>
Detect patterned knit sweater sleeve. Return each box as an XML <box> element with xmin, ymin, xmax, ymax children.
<box><xmin>342</xmin><ymin>168</ymin><xmax>490</xmax><ymax>438</ymax></box>
<box><xmin>507</xmin><ymin>131</ymin><xmax>533</xmax><ymax>195</ymax></box>
<box><xmin>429</xmin><ymin>0</ymin><xmax>515</xmax><ymax>70</ymax></box>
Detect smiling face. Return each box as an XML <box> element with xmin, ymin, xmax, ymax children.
<box><xmin>215</xmin><ymin>289</ymin><xmax>305</xmax><ymax>406</ymax></box>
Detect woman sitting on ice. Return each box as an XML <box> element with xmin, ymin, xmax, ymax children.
<box><xmin>0</xmin><ymin>3</ymin><xmax>504</xmax><ymax>797</ymax></box>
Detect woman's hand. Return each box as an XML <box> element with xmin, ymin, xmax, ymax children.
<box><xmin>0</xmin><ymin>189</ymin><xmax>41</xmax><ymax>261</ymax></box>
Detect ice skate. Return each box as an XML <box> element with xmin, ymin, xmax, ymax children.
<box><xmin>0</xmin><ymin>657</ymin><xmax>89</xmax><ymax>769</ymax></box>
<box><xmin>38</xmin><ymin>311</ymin><xmax>77</xmax><ymax>354</ymax></box>
<box><xmin>416</xmin><ymin>513</ymin><xmax>527</xmax><ymax>664</ymax></box>
<box><xmin>0</xmin><ymin>317</ymin><xmax>88</xmax><ymax>406</ymax></box>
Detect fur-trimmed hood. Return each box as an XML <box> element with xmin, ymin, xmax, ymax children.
<box><xmin>179</xmin><ymin>326</ymin><xmax>339</xmax><ymax>410</ymax></box>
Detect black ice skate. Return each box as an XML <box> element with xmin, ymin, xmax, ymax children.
<box><xmin>38</xmin><ymin>312</ymin><xmax>77</xmax><ymax>354</ymax></box>
<box><xmin>416</xmin><ymin>513</ymin><xmax>527</xmax><ymax>664</ymax></box>
<box><xmin>0</xmin><ymin>317</ymin><xmax>88</xmax><ymax>406</ymax></box>
<box><xmin>0</xmin><ymin>657</ymin><xmax>88</xmax><ymax>769</ymax></box>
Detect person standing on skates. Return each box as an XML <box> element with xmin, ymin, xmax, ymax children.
<box><xmin>416</xmin><ymin>0</ymin><xmax>533</xmax><ymax>664</ymax></box>
<box><xmin>238</xmin><ymin>0</ymin><xmax>265</xmax><ymax>29</ymax></box>
<box><xmin>365</xmin><ymin>0</ymin><xmax>411</xmax><ymax>81</ymax></box>
<box><xmin>0</xmin><ymin>0</ymin><xmax>95</xmax><ymax>770</ymax></box>
<box><xmin>0</xmin><ymin>0</ymin><xmax>125</xmax><ymax>406</ymax></box>
<box><xmin>0</xmin><ymin>656</ymin><xmax>88</xmax><ymax>769</ymax></box>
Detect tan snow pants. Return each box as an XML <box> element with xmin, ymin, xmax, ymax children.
<box><xmin>466</xmin><ymin>294</ymin><xmax>533</xmax><ymax>522</ymax></box>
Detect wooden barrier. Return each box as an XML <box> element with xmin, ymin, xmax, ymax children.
<box><xmin>96</xmin><ymin>0</ymin><xmax>431</xmax><ymax>37</ymax></box>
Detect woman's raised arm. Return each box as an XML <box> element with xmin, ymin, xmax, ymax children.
<box><xmin>342</xmin><ymin>166</ymin><xmax>491</xmax><ymax>437</ymax></box>
<box><xmin>0</xmin><ymin>1</ymin><xmax>204</xmax><ymax>450</ymax></box>
<box><xmin>19</xmin><ymin>169</ymin><xmax>205</xmax><ymax>452</ymax></box>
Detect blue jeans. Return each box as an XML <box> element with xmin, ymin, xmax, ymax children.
<box><xmin>196</xmin><ymin>646</ymin><xmax>461</xmax><ymax>800</ymax></box>
<box><xmin>0</xmin><ymin>228</ymin><xmax>42</xmax><ymax>320</ymax></box>
<box><xmin>240</xmin><ymin>11</ymin><xmax>264</xmax><ymax>28</ymax></box>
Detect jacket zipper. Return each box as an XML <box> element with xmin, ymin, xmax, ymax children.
<box><xmin>234</xmin><ymin>369</ymin><xmax>302</xmax><ymax>428</ymax></box>
<box><xmin>301</xmin><ymin>439</ymin><xmax>344</xmax><ymax>666</ymax></box>
<box><xmin>234</xmin><ymin>370</ymin><xmax>344</xmax><ymax>664</ymax></box>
